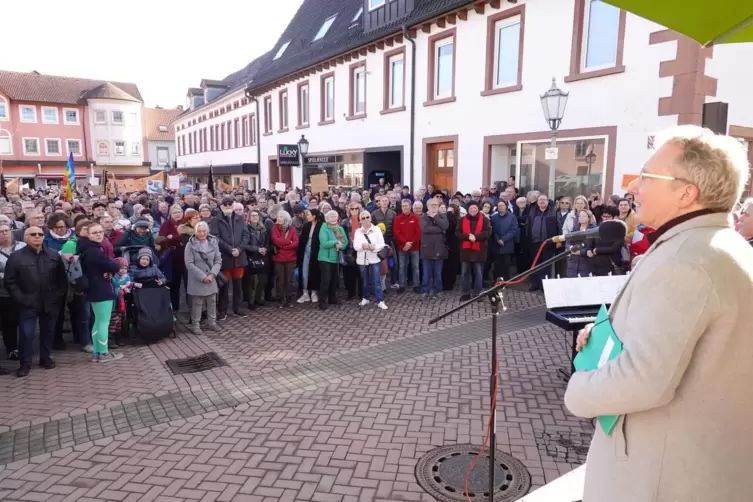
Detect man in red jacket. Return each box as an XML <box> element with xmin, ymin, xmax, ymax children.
<box><xmin>393</xmin><ymin>199</ymin><xmax>421</xmax><ymax>293</ymax></box>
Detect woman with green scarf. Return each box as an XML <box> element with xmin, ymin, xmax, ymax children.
<box><xmin>317</xmin><ymin>210</ymin><xmax>348</xmax><ymax>310</ymax></box>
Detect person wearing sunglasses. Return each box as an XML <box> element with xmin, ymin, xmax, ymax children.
<box><xmin>352</xmin><ymin>211</ymin><xmax>388</xmax><ymax>310</ymax></box>
<box><xmin>4</xmin><ymin>226</ymin><xmax>68</xmax><ymax>378</ymax></box>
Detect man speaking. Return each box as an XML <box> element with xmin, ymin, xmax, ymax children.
<box><xmin>565</xmin><ymin>125</ymin><xmax>753</xmax><ymax>501</ymax></box>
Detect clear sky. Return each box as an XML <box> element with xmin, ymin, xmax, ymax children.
<box><xmin>1</xmin><ymin>0</ymin><xmax>304</xmax><ymax>108</ymax></box>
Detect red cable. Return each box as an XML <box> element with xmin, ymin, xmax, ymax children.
<box><xmin>463</xmin><ymin>240</ymin><xmax>550</xmax><ymax>502</ymax></box>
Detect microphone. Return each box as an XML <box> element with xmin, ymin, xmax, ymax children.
<box><xmin>549</xmin><ymin>219</ymin><xmax>627</xmax><ymax>244</ymax></box>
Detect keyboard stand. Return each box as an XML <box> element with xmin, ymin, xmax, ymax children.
<box><xmin>557</xmin><ymin>330</ymin><xmax>578</xmax><ymax>383</ymax></box>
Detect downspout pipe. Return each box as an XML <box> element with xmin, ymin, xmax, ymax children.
<box><xmin>402</xmin><ymin>25</ymin><xmax>417</xmax><ymax>191</ymax></box>
<box><xmin>245</xmin><ymin>87</ymin><xmax>262</xmax><ymax>191</ymax></box>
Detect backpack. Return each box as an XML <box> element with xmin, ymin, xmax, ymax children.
<box><xmin>65</xmin><ymin>251</ymin><xmax>88</xmax><ymax>294</ymax></box>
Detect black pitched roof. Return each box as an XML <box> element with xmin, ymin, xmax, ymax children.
<box><xmin>247</xmin><ymin>0</ymin><xmax>473</xmax><ymax>92</ymax></box>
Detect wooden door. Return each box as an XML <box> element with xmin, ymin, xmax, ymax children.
<box><xmin>268</xmin><ymin>159</ymin><xmax>279</xmax><ymax>187</ymax></box>
<box><xmin>428</xmin><ymin>142</ymin><xmax>455</xmax><ymax>192</ymax></box>
<box><xmin>280</xmin><ymin>165</ymin><xmax>292</xmax><ymax>187</ymax></box>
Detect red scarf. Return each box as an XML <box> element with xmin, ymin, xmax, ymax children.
<box><xmin>462</xmin><ymin>216</ymin><xmax>483</xmax><ymax>251</ymax></box>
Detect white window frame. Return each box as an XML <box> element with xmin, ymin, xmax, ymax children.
<box><xmin>0</xmin><ymin>100</ymin><xmax>8</xmax><ymax>121</ymax></box>
<box><xmin>66</xmin><ymin>139</ymin><xmax>82</xmax><ymax>157</ymax></box>
<box><xmin>324</xmin><ymin>76</ymin><xmax>335</xmax><ymax>121</ymax></box>
<box><xmin>265</xmin><ymin>98</ymin><xmax>273</xmax><ymax>133</ymax></box>
<box><xmin>41</xmin><ymin>106</ymin><xmax>59</xmax><ymax>124</ymax></box>
<box><xmin>493</xmin><ymin>15</ymin><xmax>522</xmax><ymax>89</ymax></box>
<box><xmin>0</xmin><ymin>135</ymin><xmax>12</xmax><ymax>155</ymax></box>
<box><xmin>22</xmin><ymin>137</ymin><xmax>40</xmax><ymax>155</ymax></box>
<box><xmin>251</xmin><ymin>115</ymin><xmax>257</xmax><ymax>145</ymax></box>
<box><xmin>63</xmin><ymin>108</ymin><xmax>80</xmax><ymax>125</ymax></box>
<box><xmin>128</xmin><ymin>112</ymin><xmax>138</xmax><ymax>127</ymax></box>
<box><xmin>351</xmin><ymin>7</ymin><xmax>363</xmax><ymax>23</ymax></box>
<box><xmin>353</xmin><ymin>67</ymin><xmax>366</xmax><ymax>116</ymax></box>
<box><xmin>368</xmin><ymin>0</ymin><xmax>385</xmax><ymax>10</ymax></box>
<box><xmin>130</xmin><ymin>142</ymin><xmax>141</xmax><ymax>155</ymax></box>
<box><xmin>114</xmin><ymin>140</ymin><xmax>126</xmax><ymax>156</ymax></box>
<box><xmin>581</xmin><ymin>0</ymin><xmax>620</xmax><ymax>72</ymax></box>
<box><xmin>112</xmin><ymin>111</ymin><xmax>124</xmax><ymax>125</ymax></box>
<box><xmin>300</xmin><ymin>85</ymin><xmax>310</xmax><ymax>126</ymax></box>
<box><xmin>388</xmin><ymin>55</ymin><xmax>404</xmax><ymax>109</ymax></box>
<box><xmin>280</xmin><ymin>91</ymin><xmax>289</xmax><ymax>130</ymax></box>
<box><xmin>97</xmin><ymin>141</ymin><xmax>109</xmax><ymax>156</ymax></box>
<box><xmin>157</xmin><ymin>147</ymin><xmax>170</xmax><ymax>166</ymax></box>
<box><xmin>20</xmin><ymin>105</ymin><xmax>37</xmax><ymax>123</ymax></box>
<box><xmin>313</xmin><ymin>15</ymin><xmax>337</xmax><ymax>42</ymax></box>
<box><xmin>45</xmin><ymin>138</ymin><xmax>62</xmax><ymax>156</ymax></box>
<box><xmin>158</xmin><ymin>125</ymin><xmax>168</xmax><ymax>132</ymax></box>
<box><xmin>274</xmin><ymin>41</ymin><xmax>291</xmax><ymax>60</ymax></box>
<box><xmin>434</xmin><ymin>37</ymin><xmax>454</xmax><ymax>99</ymax></box>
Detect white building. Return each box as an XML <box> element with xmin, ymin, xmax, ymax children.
<box><xmin>175</xmin><ymin>0</ymin><xmax>753</xmax><ymax>199</ymax></box>
<box><xmin>83</xmin><ymin>82</ymin><xmax>149</xmax><ymax>178</ymax></box>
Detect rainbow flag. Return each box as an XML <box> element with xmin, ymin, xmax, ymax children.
<box><xmin>63</xmin><ymin>152</ymin><xmax>75</xmax><ymax>201</ymax></box>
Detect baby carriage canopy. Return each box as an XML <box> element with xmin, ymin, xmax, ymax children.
<box><xmin>131</xmin><ymin>282</ymin><xmax>173</xmax><ymax>343</ymax></box>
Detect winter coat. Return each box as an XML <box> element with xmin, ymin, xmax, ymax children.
<box><xmin>208</xmin><ymin>213</ymin><xmax>250</xmax><ymax>270</ymax></box>
<box><xmin>106</xmin><ymin>229</ymin><xmax>124</xmax><ymax>247</ymax></box>
<box><xmin>490</xmin><ymin>211</ymin><xmax>519</xmax><ymax>255</ymax></box>
<box><xmin>178</xmin><ymin>223</ymin><xmax>195</xmax><ymax>247</ymax></box>
<box><xmin>271</xmin><ymin>225</ymin><xmax>299</xmax><ymax>263</ymax></box>
<box><xmin>419</xmin><ymin>213</ymin><xmax>449</xmax><ymax>260</ymax></box>
<box><xmin>318</xmin><ymin>224</ymin><xmax>348</xmax><ymax>264</ymax></box>
<box><xmin>77</xmin><ymin>237</ymin><xmax>120</xmax><ymax>303</ymax></box>
<box><xmin>0</xmin><ymin>242</ymin><xmax>26</xmax><ymax>297</ymax></box>
<box><xmin>588</xmin><ymin>234</ymin><xmax>624</xmax><ymax>276</ymax></box>
<box><xmin>116</xmin><ymin>230</ymin><xmax>157</xmax><ymax>261</ymax></box>
<box><xmin>456</xmin><ymin>213</ymin><xmax>492</xmax><ymax>263</ymax></box>
<box><xmin>353</xmin><ymin>225</ymin><xmax>385</xmax><ymax>265</ymax></box>
<box><xmin>566</xmin><ymin>249</ymin><xmax>592</xmax><ymax>278</ymax></box>
<box><xmin>526</xmin><ymin>206</ymin><xmax>560</xmax><ymax>244</ymax></box>
<box><xmin>247</xmin><ymin>223</ymin><xmax>270</xmax><ymax>272</ymax></box>
<box><xmin>159</xmin><ymin>218</ymin><xmax>185</xmax><ymax>272</ymax></box>
<box><xmin>298</xmin><ymin>221</ymin><xmax>322</xmax><ymax>286</ymax></box>
<box><xmin>157</xmin><ymin>248</ymin><xmax>174</xmax><ymax>282</ymax></box>
<box><xmin>4</xmin><ymin>245</ymin><xmax>67</xmax><ymax>312</ymax></box>
<box><xmin>565</xmin><ymin>212</ymin><xmax>753</xmax><ymax>502</ymax></box>
<box><xmin>371</xmin><ymin>208</ymin><xmax>396</xmax><ymax>243</ymax></box>
<box><xmin>393</xmin><ymin>212</ymin><xmax>421</xmax><ymax>251</ymax></box>
<box><xmin>44</xmin><ymin>229</ymin><xmax>73</xmax><ymax>253</ymax></box>
<box><xmin>184</xmin><ymin>235</ymin><xmax>223</xmax><ymax>296</ymax></box>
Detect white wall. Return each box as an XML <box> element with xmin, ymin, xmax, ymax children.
<box><xmin>88</xmin><ymin>100</ymin><xmax>145</xmax><ymax>166</ymax></box>
<box><xmin>174</xmin><ymin>88</ymin><xmax>260</xmax><ymax>169</ymax></box>
<box><xmin>706</xmin><ymin>44</ymin><xmax>753</xmax><ymax>132</ymax></box>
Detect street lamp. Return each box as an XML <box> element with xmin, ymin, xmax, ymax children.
<box><xmin>584</xmin><ymin>149</ymin><xmax>597</xmax><ymax>179</ymax></box>
<box><xmin>296</xmin><ymin>135</ymin><xmax>309</xmax><ymax>190</ymax></box>
<box><xmin>297</xmin><ymin>134</ymin><xmax>309</xmax><ymax>156</ymax></box>
<box><xmin>540</xmin><ymin>78</ymin><xmax>569</xmax><ymax>197</ymax></box>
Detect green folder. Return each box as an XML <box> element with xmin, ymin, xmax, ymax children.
<box><xmin>573</xmin><ymin>304</ymin><xmax>623</xmax><ymax>435</ymax></box>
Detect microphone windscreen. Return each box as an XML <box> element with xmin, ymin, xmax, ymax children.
<box><xmin>598</xmin><ymin>219</ymin><xmax>628</xmax><ymax>241</ymax></box>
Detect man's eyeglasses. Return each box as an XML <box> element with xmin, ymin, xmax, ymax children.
<box><xmin>638</xmin><ymin>172</ymin><xmax>693</xmax><ymax>185</ymax></box>
<box><xmin>27</xmin><ymin>232</ymin><xmax>43</xmax><ymax>237</ymax></box>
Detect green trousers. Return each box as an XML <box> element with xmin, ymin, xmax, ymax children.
<box><xmin>91</xmin><ymin>300</ymin><xmax>113</xmax><ymax>355</ymax></box>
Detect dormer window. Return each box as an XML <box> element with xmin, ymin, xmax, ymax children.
<box><xmin>351</xmin><ymin>7</ymin><xmax>363</xmax><ymax>23</ymax></box>
<box><xmin>274</xmin><ymin>41</ymin><xmax>291</xmax><ymax>60</ymax></box>
<box><xmin>368</xmin><ymin>0</ymin><xmax>385</xmax><ymax>10</ymax></box>
<box><xmin>313</xmin><ymin>14</ymin><xmax>337</xmax><ymax>42</ymax></box>
<box><xmin>159</xmin><ymin>125</ymin><xmax>168</xmax><ymax>132</ymax></box>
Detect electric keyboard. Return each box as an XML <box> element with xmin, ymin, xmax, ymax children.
<box><xmin>543</xmin><ymin>274</ymin><xmax>629</xmax><ymax>380</ymax></box>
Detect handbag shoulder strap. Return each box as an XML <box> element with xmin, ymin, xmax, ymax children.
<box><xmin>362</xmin><ymin>230</ymin><xmax>372</xmax><ymax>245</ymax></box>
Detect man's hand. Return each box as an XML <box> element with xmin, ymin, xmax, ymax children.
<box><xmin>134</xmin><ymin>283</ymin><xmax>143</xmax><ymax>289</ymax></box>
<box><xmin>403</xmin><ymin>243</ymin><xmax>411</xmax><ymax>251</ymax></box>
<box><xmin>156</xmin><ymin>280</ymin><xmax>163</xmax><ymax>286</ymax></box>
<box><xmin>586</xmin><ymin>250</ymin><xmax>594</xmax><ymax>258</ymax></box>
<box><xmin>497</xmin><ymin>239</ymin><xmax>504</xmax><ymax>246</ymax></box>
<box><xmin>231</xmin><ymin>248</ymin><xmax>240</xmax><ymax>257</ymax></box>
<box><xmin>468</xmin><ymin>234</ymin><xmax>476</xmax><ymax>242</ymax></box>
<box><xmin>575</xmin><ymin>323</ymin><xmax>594</xmax><ymax>352</ymax></box>
<box><xmin>259</xmin><ymin>248</ymin><xmax>267</xmax><ymax>255</ymax></box>
<box><xmin>167</xmin><ymin>235</ymin><xmax>173</xmax><ymax>240</ymax></box>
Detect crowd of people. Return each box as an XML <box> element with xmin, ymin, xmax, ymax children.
<box><xmin>0</xmin><ymin>169</ymin><xmax>750</xmax><ymax>379</ymax></box>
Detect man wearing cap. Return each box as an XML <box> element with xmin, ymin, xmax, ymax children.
<box><xmin>209</xmin><ymin>196</ymin><xmax>250</xmax><ymax>320</ymax></box>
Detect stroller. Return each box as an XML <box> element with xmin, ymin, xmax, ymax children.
<box><xmin>118</xmin><ymin>246</ymin><xmax>174</xmax><ymax>344</ymax></box>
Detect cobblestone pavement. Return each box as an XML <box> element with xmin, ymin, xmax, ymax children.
<box><xmin>0</xmin><ymin>288</ymin><xmax>593</xmax><ymax>501</ymax></box>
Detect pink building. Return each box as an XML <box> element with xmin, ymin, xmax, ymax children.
<box><xmin>0</xmin><ymin>70</ymin><xmax>147</xmax><ymax>187</ymax></box>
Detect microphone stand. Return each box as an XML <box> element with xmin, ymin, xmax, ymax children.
<box><xmin>429</xmin><ymin>242</ymin><xmax>582</xmax><ymax>501</ymax></box>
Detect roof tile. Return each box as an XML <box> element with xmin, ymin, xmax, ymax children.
<box><xmin>0</xmin><ymin>70</ymin><xmax>143</xmax><ymax>104</ymax></box>
<box><xmin>143</xmin><ymin>107</ymin><xmax>182</xmax><ymax>141</ymax></box>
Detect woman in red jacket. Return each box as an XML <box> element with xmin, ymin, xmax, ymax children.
<box><xmin>158</xmin><ymin>205</ymin><xmax>185</xmax><ymax>311</ymax></box>
<box><xmin>270</xmin><ymin>210</ymin><xmax>299</xmax><ymax>308</ymax></box>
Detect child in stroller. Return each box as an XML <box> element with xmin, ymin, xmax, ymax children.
<box><xmin>125</xmin><ymin>248</ymin><xmax>175</xmax><ymax>343</ymax></box>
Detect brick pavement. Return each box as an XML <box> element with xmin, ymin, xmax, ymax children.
<box><xmin>0</xmin><ymin>288</ymin><xmax>592</xmax><ymax>501</ymax></box>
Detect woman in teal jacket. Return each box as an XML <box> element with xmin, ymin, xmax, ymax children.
<box><xmin>317</xmin><ymin>210</ymin><xmax>348</xmax><ymax>310</ymax></box>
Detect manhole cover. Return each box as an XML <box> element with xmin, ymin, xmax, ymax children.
<box><xmin>415</xmin><ymin>444</ymin><xmax>531</xmax><ymax>502</ymax></box>
<box><xmin>165</xmin><ymin>352</ymin><xmax>227</xmax><ymax>375</ymax></box>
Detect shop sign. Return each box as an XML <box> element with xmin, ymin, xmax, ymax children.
<box><xmin>277</xmin><ymin>144</ymin><xmax>300</xmax><ymax>166</ymax></box>
<box><xmin>304</xmin><ymin>155</ymin><xmax>341</xmax><ymax>164</ymax></box>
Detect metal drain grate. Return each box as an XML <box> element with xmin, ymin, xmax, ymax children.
<box><xmin>534</xmin><ymin>430</ymin><xmax>592</xmax><ymax>465</ymax></box>
<box><xmin>415</xmin><ymin>444</ymin><xmax>531</xmax><ymax>502</ymax></box>
<box><xmin>165</xmin><ymin>352</ymin><xmax>228</xmax><ymax>375</ymax></box>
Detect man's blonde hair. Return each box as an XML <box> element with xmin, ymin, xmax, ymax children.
<box><xmin>656</xmin><ymin>125</ymin><xmax>749</xmax><ymax>212</ymax></box>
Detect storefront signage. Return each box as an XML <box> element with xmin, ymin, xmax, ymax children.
<box><xmin>277</xmin><ymin>144</ymin><xmax>300</xmax><ymax>166</ymax></box>
<box><xmin>304</xmin><ymin>155</ymin><xmax>342</xmax><ymax>164</ymax></box>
